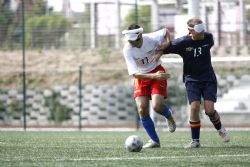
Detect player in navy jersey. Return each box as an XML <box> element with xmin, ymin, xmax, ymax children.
<box><xmin>161</xmin><ymin>18</ymin><xmax>230</xmax><ymax>148</ymax></box>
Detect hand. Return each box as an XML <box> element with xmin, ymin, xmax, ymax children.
<box><xmin>154</xmin><ymin>71</ymin><xmax>170</xmax><ymax>80</ymax></box>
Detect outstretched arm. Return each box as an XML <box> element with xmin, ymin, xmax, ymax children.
<box><xmin>150</xmin><ymin>30</ymin><xmax>171</xmax><ymax>63</ymax></box>
<box><xmin>157</xmin><ymin>29</ymin><xmax>171</xmax><ymax>51</ymax></box>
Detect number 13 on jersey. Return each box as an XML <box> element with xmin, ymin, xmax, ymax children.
<box><xmin>194</xmin><ymin>47</ymin><xmax>202</xmax><ymax>57</ymax></box>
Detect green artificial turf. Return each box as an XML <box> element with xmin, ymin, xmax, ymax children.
<box><xmin>0</xmin><ymin>130</ymin><xmax>249</xmax><ymax>167</ymax></box>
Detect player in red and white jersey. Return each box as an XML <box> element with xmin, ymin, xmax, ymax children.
<box><xmin>122</xmin><ymin>24</ymin><xmax>176</xmax><ymax>148</ymax></box>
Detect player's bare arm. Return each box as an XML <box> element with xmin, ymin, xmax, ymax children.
<box><xmin>157</xmin><ymin>29</ymin><xmax>171</xmax><ymax>51</ymax></box>
<box><xmin>133</xmin><ymin>71</ymin><xmax>170</xmax><ymax>80</ymax></box>
<box><xmin>151</xmin><ymin>30</ymin><xmax>171</xmax><ymax>63</ymax></box>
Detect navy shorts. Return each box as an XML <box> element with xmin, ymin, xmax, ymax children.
<box><xmin>185</xmin><ymin>81</ymin><xmax>217</xmax><ymax>104</ymax></box>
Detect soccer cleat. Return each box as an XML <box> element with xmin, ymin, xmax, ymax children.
<box><xmin>184</xmin><ymin>140</ymin><xmax>200</xmax><ymax>148</ymax></box>
<box><xmin>167</xmin><ymin>115</ymin><xmax>176</xmax><ymax>133</ymax></box>
<box><xmin>184</xmin><ymin>140</ymin><xmax>200</xmax><ymax>149</ymax></box>
<box><xmin>218</xmin><ymin>127</ymin><xmax>230</xmax><ymax>142</ymax></box>
<box><xmin>142</xmin><ymin>140</ymin><xmax>160</xmax><ymax>148</ymax></box>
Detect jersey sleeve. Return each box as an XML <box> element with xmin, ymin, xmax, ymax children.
<box><xmin>144</xmin><ymin>28</ymin><xmax>168</xmax><ymax>45</ymax></box>
<box><xmin>209</xmin><ymin>33</ymin><xmax>214</xmax><ymax>47</ymax></box>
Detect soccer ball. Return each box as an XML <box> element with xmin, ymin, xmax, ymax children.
<box><xmin>125</xmin><ymin>135</ymin><xmax>143</xmax><ymax>152</ymax></box>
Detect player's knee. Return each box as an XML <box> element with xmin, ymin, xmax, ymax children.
<box><xmin>152</xmin><ymin>105</ymin><xmax>162</xmax><ymax>113</ymax></box>
<box><xmin>205</xmin><ymin>110</ymin><xmax>220</xmax><ymax>120</ymax></box>
<box><xmin>137</xmin><ymin>103</ymin><xmax>148</xmax><ymax>111</ymax></box>
<box><xmin>137</xmin><ymin>105</ymin><xmax>149</xmax><ymax>117</ymax></box>
<box><xmin>205</xmin><ymin>109</ymin><xmax>216</xmax><ymax>116</ymax></box>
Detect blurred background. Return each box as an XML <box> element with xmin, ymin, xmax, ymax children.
<box><xmin>0</xmin><ymin>0</ymin><xmax>250</xmax><ymax>130</ymax></box>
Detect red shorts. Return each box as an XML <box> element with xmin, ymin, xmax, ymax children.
<box><xmin>134</xmin><ymin>65</ymin><xmax>167</xmax><ymax>98</ymax></box>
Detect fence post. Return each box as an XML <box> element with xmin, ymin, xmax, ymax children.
<box><xmin>135</xmin><ymin>0</ymin><xmax>138</xmax><ymax>24</ymax></box>
<box><xmin>21</xmin><ymin>0</ymin><xmax>27</xmax><ymax>131</ymax></box>
<box><xmin>78</xmin><ymin>66</ymin><xmax>83</xmax><ymax>130</ymax></box>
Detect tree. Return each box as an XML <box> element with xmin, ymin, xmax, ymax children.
<box><xmin>12</xmin><ymin>0</ymin><xmax>47</xmax><ymax>45</ymax></box>
<box><xmin>1</xmin><ymin>0</ymin><xmax>68</xmax><ymax>49</ymax></box>
<box><xmin>123</xmin><ymin>5</ymin><xmax>151</xmax><ymax>33</ymax></box>
<box><xmin>26</xmin><ymin>14</ymin><xmax>68</xmax><ymax>49</ymax></box>
<box><xmin>0</xmin><ymin>4</ymin><xmax>14</xmax><ymax>47</ymax></box>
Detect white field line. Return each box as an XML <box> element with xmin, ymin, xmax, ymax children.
<box><xmin>56</xmin><ymin>154</ymin><xmax>250</xmax><ymax>161</ymax></box>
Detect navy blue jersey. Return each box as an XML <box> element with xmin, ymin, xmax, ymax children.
<box><xmin>164</xmin><ymin>32</ymin><xmax>216</xmax><ymax>82</ymax></box>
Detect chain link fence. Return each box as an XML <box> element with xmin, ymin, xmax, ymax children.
<box><xmin>1</xmin><ymin>1</ymin><xmax>250</xmax><ymax>130</ymax></box>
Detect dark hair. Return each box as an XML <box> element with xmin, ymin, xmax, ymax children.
<box><xmin>187</xmin><ymin>18</ymin><xmax>203</xmax><ymax>27</ymax></box>
<box><xmin>128</xmin><ymin>24</ymin><xmax>141</xmax><ymax>30</ymax></box>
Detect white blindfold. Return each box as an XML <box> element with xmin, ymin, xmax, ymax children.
<box><xmin>187</xmin><ymin>23</ymin><xmax>205</xmax><ymax>33</ymax></box>
<box><xmin>122</xmin><ymin>27</ymin><xmax>143</xmax><ymax>41</ymax></box>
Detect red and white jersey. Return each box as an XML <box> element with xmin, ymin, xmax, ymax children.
<box><xmin>123</xmin><ymin>28</ymin><xmax>168</xmax><ymax>76</ymax></box>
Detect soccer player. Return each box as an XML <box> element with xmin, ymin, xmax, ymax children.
<box><xmin>122</xmin><ymin>24</ymin><xmax>176</xmax><ymax>148</ymax></box>
<box><xmin>161</xmin><ymin>18</ymin><xmax>230</xmax><ymax>148</ymax></box>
